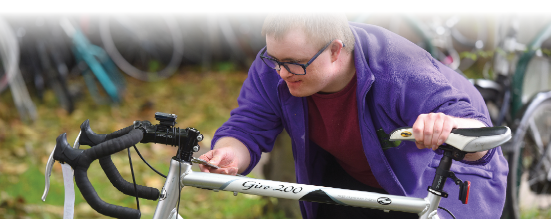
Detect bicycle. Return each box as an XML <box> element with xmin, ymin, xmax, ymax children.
<box><xmin>42</xmin><ymin>112</ymin><xmax>511</xmax><ymax>219</ymax></box>
<box><xmin>359</xmin><ymin>14</ymin><xmax>551</xmax><ymax>218</ymax></box>
<box><xmin>99</xmin><ymin>15</ymin><xmax>183</xmax><ymax>82</ymax></box>
<box><xmin>60</xmin><ymin>17</ymin><xmax>126</xmax><ymax>104</ymax></box>
<box><xmin>20</xmin><ymin>16</ymin><xmax>76</xmax><ymax>114</ymax></box>
<box><xmin>0</xmin><ymin>16</ymin><xmax>38</xmax><ymax>123</ymax></box>
<box><xmin>353</xmin><ymin>14</ymin><xmax>488</xmax><ymax>74</ymax></box>
<box><xmin>481</xmin><ymin>16</ymin><xmax>551</xmax><ymax>219</ymax></box>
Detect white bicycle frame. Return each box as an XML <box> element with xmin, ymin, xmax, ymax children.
<box><xmin>43</xmin><ymin>119</ymin><xmax>510</xmax><ymax>219</ymax></box>
<box><xmin>154</xmin><ymin>158</ymin><xmax>441</xmax><ymax>219</ymax></box>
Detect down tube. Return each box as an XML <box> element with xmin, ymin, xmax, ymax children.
<box><xmin>182</xmin><ymin>171</ymin><xmax>429</xmax><ymax>214</ymax></box>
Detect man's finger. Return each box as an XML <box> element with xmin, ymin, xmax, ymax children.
<box><xmin>228</xmin><ymin>167</ymin><xmax>238</xmax><ymax>176</ymax></box>
<box><xmin>211</xmin><ymin>168</ymin><xmax>232</xmax><ymax>175</ymax></box>
<box><xmin>415</xmin><ymin>141</ymin><xmax>425</xmax><ymax>150</ymax></box>
<box><xmin>413</xmin><ymin>114</ymin><xmax>426</xmax><ymax>147</ymax></box>
<box><xmin>423</xmin><ymin>114</ymin><xmax>435</xmax><ymax>148</ymax></box>
<box><xmin>208</xmin><ymin>155</ymin><xmax>223</xmax><ymax>166</ymax></box>
<box><xmin>431</xmin><ymin>113</ymin><xmax>445</xmax><ymax>148</ymax></box>
<box><xmin>199</xmin><ymin>164</ymin><xmax>211</xmax><ymax>173</ymax></box>
<box><xmin>436</xmin><ymin>116</ymin><xmax>455</xmax><ymax>150</ymax></box>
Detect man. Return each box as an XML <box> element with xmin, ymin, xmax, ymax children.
<box><xmin>199</xmin><ymin>14</ymin><xmax>508</xmax><ymax>219</ymax></box>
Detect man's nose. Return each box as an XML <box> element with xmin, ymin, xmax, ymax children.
<box><xmin>278</xmin><ymin>66</ymin><xmax>293</xmax><ymax>79</ymax></box>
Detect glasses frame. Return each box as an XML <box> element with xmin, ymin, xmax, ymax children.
<box><xmin>260</xmin><ymin>39</ymin><xmax>336</xmax><ymax>75</ymax></box>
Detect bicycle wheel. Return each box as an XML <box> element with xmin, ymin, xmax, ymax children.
<box><xmin>0</xmin><ymin>59</ymin><xmax>7</xmax><ymax>93</ymax></box>
<box><xmin>99</xmin><ymin>15</ymin><xmax>183</xmax><ymax>82</ymax></box>
<box><xmin>509</xmin><ymin>97</ymin><xmax>551</xmax><ymax>219</ymax></box>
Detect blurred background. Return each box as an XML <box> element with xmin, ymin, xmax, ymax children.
<box><xmin>1</xmin><ymin>11</ymin><xmax>551</xmax><ymax>219</ymax></box>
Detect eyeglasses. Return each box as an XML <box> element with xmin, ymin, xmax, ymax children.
<box><xmin>260</xmin><ymin>40</ymin><xmax>338</xmax><ymax>75</ymax></box>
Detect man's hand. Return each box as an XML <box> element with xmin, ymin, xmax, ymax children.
<box><xmin>412</xmin><ymin>112</ymin><xmax>458</xmax><ymax>150</ymax></box>
<box><xmin>198</xmin><ymin>147</ymin><xmax>239</xmax><ymax>175</ymax></box>
<box><xmin>198</xmin><ymin>137</ymin><xmax>251</xmax><ymax>175</ymax></box>
<box><xmin>412</xmin><ymin>112</ymin><xmax>488</xmax><ymax>161</ymax></box>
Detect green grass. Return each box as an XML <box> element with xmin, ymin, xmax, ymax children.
<box><xmin>521</xmin><ymin>208</ymin><xmax>551</xmax><ymax>219</ymax></box>
<box><xmin>0</xmin><ymin>69</ymin><xmax>285</xmax><ymax>218</ymax></box>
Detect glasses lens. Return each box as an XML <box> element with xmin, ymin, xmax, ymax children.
<box><xmin>262</xmin><ymin>58</ymin><xmax>279</xmax><ymax>69</ymax></box>
<box><xmin>283</xmin><ymin>63</ymin><xmax>305</xmax><ymax>75</ymax></box>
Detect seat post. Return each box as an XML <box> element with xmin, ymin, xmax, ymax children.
<box><xmin>431</xmin><ymin>151</ymin><xmax>453</xmax><ymax>192</ymax></box>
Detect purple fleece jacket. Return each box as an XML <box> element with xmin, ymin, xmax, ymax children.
<box><xmin>212</xmin><ymin>22</ymin><xmax>508</xmax><ymax>219</ymax></box>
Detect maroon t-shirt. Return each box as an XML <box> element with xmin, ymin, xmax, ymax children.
<box><xmin>307</xmin><ymin>74</ymin><xmax>382</xmax><ymax>189</ymax></box>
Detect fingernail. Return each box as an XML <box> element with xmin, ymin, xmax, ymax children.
<box><xmin>432</xmin><ymin>145</ymin><xmax>436</xmax><ymax>150</ymax></box>
<box><xmin>437</xmin><ymin>140</ymin><xmax>443</xmax><ymax>145</ymax></box>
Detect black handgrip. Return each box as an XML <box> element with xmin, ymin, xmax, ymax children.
<box><xmin>85</xmin><ymin>129</ymin><xmax>142</xmax><ymax>160</ymax></box>
<box><xmin>79</xmin><ymin>120</ymin><xmax>160</xmax><ymax>200</ymax></box>
<box><xmin>54</xmin><ymin>130</ymin><xmax>144</xmax><ymax>218</ymax></box>
<box><xmin>99</xmin><ymin>156</ymin><xmax>159</xmax><ymax>200</ymax></box>
<box><xmin>75</xmin><ymin>169</ymin><xmax>141</xmax><ymax>219</ymax></box>
<box><xmin>78</xmin><ymin>129</ymin><xmax>143</xmax><ymax>218</ymax></box>
<box><xmin>79</xmin><ymin>119</ymin><xmax>134</xmax><ymax>146</ymax></box>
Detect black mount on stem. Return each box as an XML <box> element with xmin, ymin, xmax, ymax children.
<box><xmin>428</xmin><ymin>145</ymin><xmax>471</xmax><ymax>204</ymax></box>
<box><xmin>133</xmin><ymin>112</ymin><xmax>203</xmax><ymax>163</ymax></box>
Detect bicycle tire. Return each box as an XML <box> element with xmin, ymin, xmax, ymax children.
<box><xmin>99</xmin><ymin>15</ymin><xmax>183</xmax><ymax>82</ymax></box>
<box><xmin>0</xmin><ymin>17</ymin><xmax>37</xmax><ymax>122</ymax></box>
<box><xmin>508</xmin><ymin>94</ymin><xmax>551</xmax><ymax>219</ymax></box>
<box><xmin>0</xmin><ymin>64</ymin><xmax>7</xmax><ymax>94</ymax></box>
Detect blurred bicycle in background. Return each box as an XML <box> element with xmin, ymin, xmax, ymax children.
<box><xmin>354</xmin><ymin>13</ymin><xmax>551</xmax><ymax>219</ymax></box>
<box><xmin>99</xmin><ymin>15</ymin><xmax>183</xmax><ymax>82</ymax></box>
<box><xmin>0</xmin><ymin>17</ymin><xmax>37</xmax><ymax>123</ymax></box>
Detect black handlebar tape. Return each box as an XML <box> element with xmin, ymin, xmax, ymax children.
<box><xmin>54</xmin><ymin>131</ymin><xmax>143</xmax><ymax>218</ymax></box>
<box><xmin>79</xmin><ymin>119</ymin><xmax>134</xmax><ymax>146</ymax></box>
<box><xmin>76</xmin><ymin>129</ymin><xmax>144</xmax><ymax>219</ymax></box>
<box><xmin>99</xmin><ymin>156</ymin><xmax>160</xmax><ymax>200</ymax></box>
<box><xmin>78</xmin><ymin>120</ymin><xmax>160</xmax><ymax>200</ymax></box>
<box><xmin>74</xmin><ymin>168</ymin><xmax>141</xmax><ymax>219</ymax></box>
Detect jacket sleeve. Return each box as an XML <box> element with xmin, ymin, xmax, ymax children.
<box><xmin>211</xmin><ymin>54</ymin><xmax>284</xmax><ymax>175</ymax></box>
<box><xmin>395</xmin><ymin>54</ymin><xmax>495</xmax><ymax>165</ymax></box>
<box><xmin>366</xmin><ymin>29</ymin><xmax>493</xmax><ymax>164</ymax></box>
<box><xmin>356</xmin><ymin>23</ymin><xmax>506</xmax><ymax>218</ymax></box>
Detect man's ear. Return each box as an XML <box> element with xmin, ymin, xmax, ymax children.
<box><xmin>330</xmin><ymin>40</ymin><xmax>344</xmax><ymax>62</ymax></box>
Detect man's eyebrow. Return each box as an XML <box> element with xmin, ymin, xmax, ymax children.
<box><xmin>266</xmin><ymin>51</ymin><xmax>302</xmax><ymax>62</ymax></box>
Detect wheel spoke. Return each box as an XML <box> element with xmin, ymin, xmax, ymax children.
<box><xmin>528</xmin><ymin>118</ymin><xmax>551</xmax><ymax>171</ymax></box>
<box><xmin>516</xmin><ymin>102</ymin><xmax>551</xmax><ymax>218</ymax></box>
<box><xmin>530</xmin><ymin>141</ymin><xmax>551</xmax><ymax>182</ymax></box>
<box><xmin>528</xmin><ymin>171</ymin><xmax>547</xmax><ymax>186</ymax></box>
<box><xmin>529</xmin><ymin>118</ymin><xmax>544</xmax><ymax>153</ymax></box>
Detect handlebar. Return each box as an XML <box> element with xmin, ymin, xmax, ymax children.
<box><xmin>389</xmin><ymin>126</ymin><xmax>511</xmax><ymax>153</ymax></box>
<box><xmin>54</xmin><ymin>129</ymin><xmax>144</xmax><ymax>218</ymax></box>
<box><xmin>51</xmin><ymin>115</ymin><xmax>203</xmax><ymax>219</ymax></box>
<box><xmin>79</xmin><ymin>120</ymin><xmax>160</xmax><ymax>201</ymax></box>
<box><xmin>390</xmin><ymin>125</ymin><xmax>511</xmax><ymax>206</ymax></box>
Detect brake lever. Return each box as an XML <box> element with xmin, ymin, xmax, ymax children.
<box><xmin>42</xmin><ymin>131</ymin><xmax>81</xmax><ymax>202</ymax></box>
<box><xmin>41</xmin><ymin>144</ymin><xmax>57</xmax><ymax>201</ymax></box>
<box><xmin>42</xmin><ymin>132</ymin><xmax>80</xmax><ymax>219</ymax></box>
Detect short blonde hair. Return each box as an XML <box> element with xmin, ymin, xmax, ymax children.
<box><xmin>261</xmin><ymin>13</ymin><xmax>355</xmax><ymax>53</ymax></box>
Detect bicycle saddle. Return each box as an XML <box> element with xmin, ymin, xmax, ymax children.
<box><xmin>389</xmin><ymin>126</ymin><xmax>511</xmax><ymax>152</ymax></box>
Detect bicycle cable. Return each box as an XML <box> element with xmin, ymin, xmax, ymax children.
<box><xmin>175</xmin><ymin>127</ymin><xmax>182</xmax><ymax>219</ymax></box>
<box><xmin>438</xmin><ymin>206</ymin><xmax>456</xmax><ymax>219</ymax></box>
<box><xmin>133</xmin><ymin>145</ymin><xmax>167</xmax><ymax>178</ymax></box>
<box><xmin>128</xmin><ymin>146</ymin><xmax>140</xmax><ymax>211</ymax></box>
